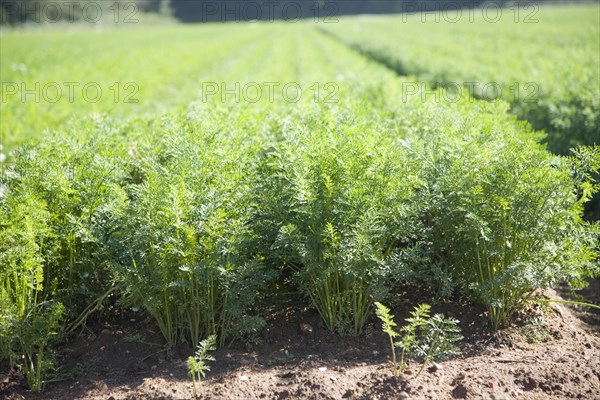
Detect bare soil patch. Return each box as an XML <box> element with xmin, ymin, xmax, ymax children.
<box><xmin>1</xmin><ymin>289</ymin><xmax>599</xmax><ymax>400</ymax></box>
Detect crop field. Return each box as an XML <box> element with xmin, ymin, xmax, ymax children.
<box><xmin>1</xmin><ymin>2</ymin><xmax>599</xmax><ymax>399</ymax></box>
<box><xmin>321</xmin><ymin>5</ymin><xmax>600</xmax><ymax>154</ymax></box>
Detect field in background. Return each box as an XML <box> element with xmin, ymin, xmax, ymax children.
<box><xmin>2</xmin><ymin>4</ymin><xmax>598</xmax><ymax>152</ymax></box>
<box><xmin>321</xmin><ymin>4</ymin><xmax>600</xmax><ymax>154</ymax></box>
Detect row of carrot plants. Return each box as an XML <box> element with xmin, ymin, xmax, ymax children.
<box><xmin>1</xmin><ymin>95</ymin><xmax>598</xmax><ymax>390</ymax></box>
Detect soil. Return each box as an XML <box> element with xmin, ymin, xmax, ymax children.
<box><xmin>1</xmin><ymin>288</ymin><xmax>599</xmax><ymax>400</ymax></box>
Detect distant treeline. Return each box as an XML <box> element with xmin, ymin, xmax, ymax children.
<box><xmin>170</xmin><ymin>0</ymin><xmax>574</xmax><ymax>23</ymax></box>
<box><xmin>1</xmin><ymin>0</ymin><xmax>595</xmax><ymax>25</ymax></box>
<box><xmin>172</xmin><ymin>0</ymin><xmax>484</xmax><ymax>22</ymax></box>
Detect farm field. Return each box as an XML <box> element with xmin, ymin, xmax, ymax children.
<box><xmin>321</xmin><ymin>4</ymin><xmax>600</xmax><ymax>154</ymax></box>
<box><xmin>1</xmin><ymin>3</ymin><xmax>600</xmax><ymax>400</ymax></box>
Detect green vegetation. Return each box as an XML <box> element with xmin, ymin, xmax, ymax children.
<box><xmin>257</xmin><ymin>113</ymin><xmax>419</xmax><ymax>335</ymax></box>
<box><xmin>374</xmin><ymin>302</ymin><xmax>402</xmax><ymax>375</ymax></box>
<box><xmin>322</xmin><ymin>4</ymin><xmax>600</xmax><ymax>154</ymax></box>
<box><xmin>412</xmin><ymin>103</ymin><xmax>600</xmax><ymax>329</ymax></box>
<box><xmin>0</xmin><ymin>23</ymin><xmax>272</xmax><ymax>150</ymax></box>
<box><xmin>375</xmin><ymin>302</ymin><xmax>462</xmax><ymax>377</ymax></box>
<box><xmin>0</xmin><ymin>4</ymin><xmax>598</xmax><ymax>391</ymax></box>
<box><xmin>187</xmin><ymin>334</ymin><xmax>217</xmax><ymax>398</ymax></box>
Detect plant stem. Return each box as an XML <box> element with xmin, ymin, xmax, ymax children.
<box><xmin>388</xmin><ymin>333</ymin><xmax>397</xmax><ymax>376</ymax></box>
<box><xmin>536</xmin><ymin>298</ymin><xmax>600</xmax><ymax>310</ymax></box>
<box><xmin>415</xmin><ymin>358</ymin><xmax>428</xmax><ymax>378</ymax></box>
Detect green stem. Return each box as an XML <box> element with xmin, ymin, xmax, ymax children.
<box><xmin>536</xmin><ymin>298</ymin><xmax>600</xmax><ymax>310</ymax></box>
<box><xmin>415</xmin><ymin>357</ymin><xmax>428</xmax><ymax>378</ymax></box>
<box><xmin>388</xmin><ymin>333</ymin><xmax>397</xmax><ymax>376</ymax></box>
<box><xmin>64</xmin><ymin>285</ymin><xmax>118</xmax><ymax>335</ymax></box>
<box><xmin>399</xmin><ymin>347</ymin><xmax>406</xmax><ymax>373</ymax></box>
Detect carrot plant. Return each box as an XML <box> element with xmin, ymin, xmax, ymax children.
<box><xmin>4</xmin><ymin>123</ymin><xmax>130</xmax><ymax>322</ymax></box>
<box><xmin>0</xmin><ymin>184</ymin><xmax>64</xmax><ymax>391</ymax></box>
<box><xmin>401</xmin><ymin>305</ymin><xmax>462</xmax><ymax>377</ymax></box>
<box><xmin>374</xmin><ymin>302</ymin><xmax>401</xmax><ymax>375</ymax></box>
<box><xmin>259</xmin><ymin>111</ymin><xmax>419</xmax><ymax>335</ymax></box>
<box><xmin>109</xmin><ymin>113</ymin><xmax>274</xmax><ymax>347</ymax></box>
<box><xmin>187</xmin><ymin>335</ymin><xmax>217</xmax><ymax>398</ymax></box>
<box><xmin>410</xmin><ymin>100</ymin><xmax>600</xmax><ymax>329</ymax></box>
<box><xmin>375</xmin><ymin>302</ymin><xmax>462</xmax><ymax>377</ymax></box>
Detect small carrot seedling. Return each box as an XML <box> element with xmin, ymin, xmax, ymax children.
<box><xmin>375</xmin><ymin>302</ymin><xmax>462</xmax><ymax>377</ymax></box>
<box><xmin>187</xmin><ymin>335</ymin><xmax>217</xmax><ymax>398</ymax></box>
<box><xmin>374</xmin><ymin>302</ymin><xmax>402</xmax><ymax>376</ymax></box>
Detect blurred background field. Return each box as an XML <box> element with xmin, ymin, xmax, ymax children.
<box><xmin>2</xmin><ymin>2</ymin><xmax>598</xmax><ymax>154</ymax></box>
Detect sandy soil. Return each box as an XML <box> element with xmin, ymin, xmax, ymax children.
<box><xmin>1</xmin><ymin>287</ymin><xmax>599</xmax><ymax>400</ymax></box>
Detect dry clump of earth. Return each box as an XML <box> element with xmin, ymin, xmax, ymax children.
<box><xmin>1</xmin><ymin>287</ymin><xmax>599</xmax><ymax>400</ymax></box>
